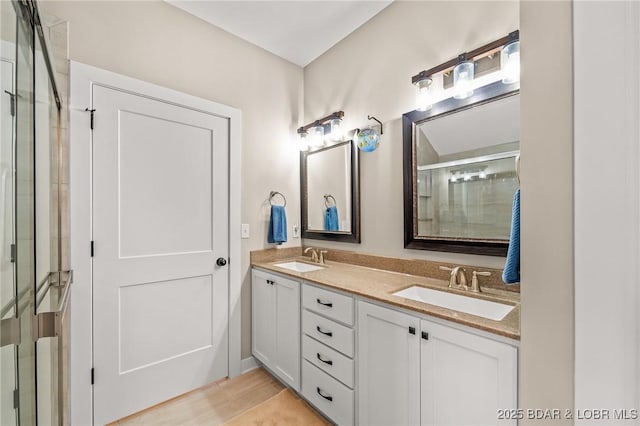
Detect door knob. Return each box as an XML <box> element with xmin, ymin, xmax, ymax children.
<box><xmin>216</xmin><ymin>257</ymin><xmax>227</xmax><ymax>267</ymax></box>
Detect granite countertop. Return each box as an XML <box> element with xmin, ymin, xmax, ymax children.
<box><xmin>252</xmin><ymin>256</ymin><xmax>520</xmax><ymax>341</ymax></box>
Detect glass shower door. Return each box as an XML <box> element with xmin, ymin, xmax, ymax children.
<box><xmin>0</xmin><ymin>1</ymin><xmax>18</xmax><ymax>425</ymax></box>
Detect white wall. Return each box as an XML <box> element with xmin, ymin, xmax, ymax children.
<box><xmin>303</xmin><ymin>1</ymin><xmax>518</xmax><ymax>269</ymax></box>
<box><xmin>40</xmin><ymin>1</ymin><xmax>304</xmax><ymax>363</ymax></box>
<box><xmin>574</xmin><ymin>1</ymin><xmax>640</xmax><ymax>421</ymax></box>
<box><xmin>519</xmin><ymin>1</ymin><xmax>574</xmax><ymax>421</ymax></box>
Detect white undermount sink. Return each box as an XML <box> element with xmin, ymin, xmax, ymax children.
<box><xmin>273</xmin><ymin>261</ymin><xmax>325</xmax><ymax>273</ymax></box>
<box><xmin>393</xmin><ymin>286</ymin><xmax>515</xmax><ymax>321</ymax></box>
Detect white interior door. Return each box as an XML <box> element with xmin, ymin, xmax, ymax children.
<box><xmin>92</xmin><ymin>84</ymin><xmax>229</xmax><ymax>425</ymax></box>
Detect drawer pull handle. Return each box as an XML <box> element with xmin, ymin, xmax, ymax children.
<box><xmin>317</xmin><ymin>353</ymin><xmax>333</xmax><ymax>365</ymax></box>
<box><xmin>266</xmin><ymin>279</ymin><xmax>274</xmax><ymax>285</ymax></box>
<box><xmin>316</xmin><ymin>298</ymin><xmax>333</xmax><ymax>308</ymax></box>
<box><xmin>316</xmin><ymin>326</ymin><xmax>333</xmax><ymax>337</ymax></box>
<box><xmin>316</xmin><ymin>387</ymin><xmax>333</xmax><ymax>402</ymax></box>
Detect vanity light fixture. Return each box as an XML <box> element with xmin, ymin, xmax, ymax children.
<box><xmin>309</xmin><ymin>125</ymin><xmax>325</xmax><ymax>147</ymax></box>
<box><xmin>501</xmin><ymin>31</ymin><xmax>520</xmax><ymax>84</ymax></box>
<box><xmin>413</xmin><ymin>72</ymin><xmax>433</xmax><ymax>111</ymax></box>
<box><xmin>296</xmin><ymin>111</ymin><xmax>345</xmax><ymax>151</ymax></box>
<box><xmin>298</xmin><ymin>130</ymin><xmax>309</xmax><ymax>152</ymax></box>
<box><xmin>329</xmin><ymin>117</ymin><xmax>344</xmax><ymax>141</ymax></box>
<box><xmin>410</xmin><ymin>30</ymin><xmax>520</xmax><ymax>109</ymax></box>
<box><xmin>453</xmin><ymin>54</ymin><xmax>475</xmax><ymax>100</ymax></box>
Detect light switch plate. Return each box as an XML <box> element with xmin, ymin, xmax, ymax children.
<box><xmin>241</xmin><ymin>224</ymin><xmax>250</xmax><ymax>239</ymax></box>
<box><xmin>292</xmin><ymin>224</ymin><xmax>300</xmax><ymax>238</ymax></box>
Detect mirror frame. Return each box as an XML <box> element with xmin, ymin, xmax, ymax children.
<box><xmin>402</xmin><ymin>80</ymin><xmax>520</xmax><ymax>256</ymax></box>
<box><xmin>300</xmin><ymin>139</ymin><xmax>361</xmax><ymax>243</ymax></box>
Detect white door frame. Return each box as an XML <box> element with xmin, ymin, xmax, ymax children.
<box><xmin>69</xmin><ymin>61</ymin><xmax>242</xmax><ymax>426</ymax></box>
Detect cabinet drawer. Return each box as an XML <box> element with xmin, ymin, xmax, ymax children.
<box><xmin>303</xmin><ymin>335</ymin><xmax>354</xmax><ymax>388</ymax></box>
<box><xmin>302</xmin><ymin>360</ymin><xmax>354</xmax><ymax>426</ymax></box>
<box><xmin>303</xmin><ymin>309</ymin><xmax>354</xmax><ymax>357</ymax></box>
<box><xmin>303</xmin><ymin>284</ymin><xmax>354</xmax><ymax>326</ymax></box>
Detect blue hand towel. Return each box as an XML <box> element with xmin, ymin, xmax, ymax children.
<box><xmin>268</xmin><ymin>205</ymin><xmax>287</xmax><ymax>245</ymax></box>
<box><xmin>325</xmin><ymin>206</ymin><xmax>339</xmax><ymax>231</ymax></box>
<box><xmin>502</xmin><ymin>189</ymin><xmax>520</xmax><ymax>284</ymax></box>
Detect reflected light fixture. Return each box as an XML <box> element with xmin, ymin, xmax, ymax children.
<box><xmin>501</xmin><ymin>31</ymin><xmax>520</xmax><ymax>84</ymax></box>
<box><xmin>453</xmin><ymin>54</ymin><xmax>475</xmax><ymax>100</ymax></box>
<box><xmin>479</xmin><ymin>170</ymin><xmax>487</xmax><ymax>179</ymax></box>
<box><xmin>414</xmin><ymin>73</ymin><xmax>433</xmax><ymax>111</ymax></box>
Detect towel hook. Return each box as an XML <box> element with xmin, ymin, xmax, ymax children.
<box><xmin>367</xmin><ymin>115</ymin><xmax>383</xmax><ymax>135</ymax></box>
<box><xmin>269</xmin><ymin>191</ymin><xmax>287</xmax><ymax>207</ymax></box>
<box><xmin>324</xmin><ymin>194</ymin><xmax>336</xmax><ymax>209</ymax></box>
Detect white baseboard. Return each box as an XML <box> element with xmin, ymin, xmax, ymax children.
<box><xmin>241</xmin><ymin>356</ymin><xmax>260</xmax><ymax>374</ymax></box>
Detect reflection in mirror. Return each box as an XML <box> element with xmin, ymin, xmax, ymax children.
<box><xmin>307</xmin><ymin>142</ymin><xmax>351</xmax><ymax>232</ymax></box>
<box><xmin>416</xmin><ymin>94</ymin><xmax>519</xmax><ymax>240</ymax></box>
<box><xmin>301</xmin><ymin>140</ymin><xmax>360</xmax><ymax>243</ymax></box>
<box><xmin>403</xmin><ymin>82</ymin><xmax>519</xmax><ymax>256</ymax></box>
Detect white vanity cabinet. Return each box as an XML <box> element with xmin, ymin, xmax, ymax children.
<box><xmin>357</xmin><ymin>301</ymin><xmax>421</xmax><ymax>426</ymax></box>
<box><xmin>420</xmin><ymin>319</ymin><xmax>518</xmax><ymax>426</ymax></box>
<box><xmin>358</xmin><ymin>301</ymin><xmax>518</xmax><ymax>426</ymax></box>
<box><xmin>301</xmin><ymin>283</ymin><xmax>355</xmax><ymax>426</ymax></box>
<box><xmin>251</xmin><ymin>269</ymin><xmax>300</xmax><ymax>391</ymax></box>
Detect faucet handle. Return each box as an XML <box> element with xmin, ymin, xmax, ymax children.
<box><xmin>470</xmin><ymin>271</ymin><xmax>491</xmax><ymax>293</ymax></box>
<box><xmin>319</xmin><ymin>250</ymin><xmax>328</xmax><ymax>265</ymax></box>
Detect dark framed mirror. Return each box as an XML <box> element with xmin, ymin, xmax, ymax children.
<box><xmin>301</xmin><ymin>139</ymin><xmax>360</xmax><ymax>243</ymax></box>
<box><xmin>403</xmin><ymin>80</ymin><xmax>519</xmax><ymax>256</ymax></box>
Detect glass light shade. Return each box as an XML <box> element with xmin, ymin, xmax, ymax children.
<box><xmin>453</xmin><ymin>61</ymin><xmax>475</xmax><ymax>99</ymax></box>
<box><xmin>501</xmin><ymin>40</ymin><xmax>520</xmax><ymax>84</ymax></box>
<box><xmin>298</xmin><ymin>131</ymin><xmax>309</xmax><ymax>151</ymax></box>
<box><xmin>309</xmin><ymin>125</ymin><xmax>325</xmax><ymax>147</ymax></box>
<box><xmin>415</xmin><ymin>77</ymin><xmax>433</xmax><ymax>111</ymax></box>
<box><xmin>329</xmin><ymin>118</ymin><xmax>343</xmax><ymax>141</ymax></box>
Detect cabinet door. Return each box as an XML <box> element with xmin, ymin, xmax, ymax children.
<box><xmin>358</xmin><ymin>301</ymin><xmax>420</xmax><ymax>426</ymax></box>
<box><xmin>420</xmin><ymin>319</ymin><xmax>518</xmax><ymax>426</ymax></box>
<box><xmin>251</xmin><ymin>270</ymin><xmax>275</xmax><ymax>366</ymax></box>
<box><xmin>274</xmin><ymin>275</ymin><xmax>300</xmax><ymax>390</ymax></box>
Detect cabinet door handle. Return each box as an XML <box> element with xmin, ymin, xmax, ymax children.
<box><xmin>266</xmin><ymin>279</ymin><xmax>274</xmax><ymax>285</ymax></box>
<box><xmin>316</xmin><ymin>387</ymin><xmax>333</xmax><ymax>402</ymax></box>
<box><xmin>316</xmin><ymin>298</ymin><xmax>333</xmax><ymax>308</ymax></box>
<box><xmin>316</xmin><ymin>326</ymin><xmax>333</xmax><ymax>337</ymax></box>
<box><xmin>421</xmin><ymin>331</ymin><xmax>429</xmax><ymax>340</ymax></box>
<box><xmin>317</xmin><ymin>353</ymin><xmax>333</xmax><ymax>365</ymax></box>
<box><xmin>409</xmin><ymin>326</ymin><xmax>416</xmax><ymax>335</ymax></box>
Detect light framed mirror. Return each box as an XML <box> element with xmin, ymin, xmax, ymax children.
<box><xmin>301</xmin><ymin>139</ymin><xmax>360</xmax><ymax>243</ymax></box>
<box><xmin>403</xmin><ymin>81</ymin><xmax>519</xmax><ymax>256</ymax></box>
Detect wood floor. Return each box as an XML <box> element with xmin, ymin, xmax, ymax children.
<box><xmin>112</xmin><ymin>368</ymin><xmax>286</xmax><ymax>425</ymax></box>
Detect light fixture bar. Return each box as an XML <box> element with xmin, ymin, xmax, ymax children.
<box><xmin>410</xmin><ymin>30</ymin><xmax>519</xmax><ymax>84</ymax></box>
<box><xmin>297</xmin><ymin>111</ymin><xmax>344</xmax><ymax>134</ymax></box>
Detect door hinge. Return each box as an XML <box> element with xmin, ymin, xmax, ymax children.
<box><xmin>408</xmin><ymin>326</ymin><xmax>416</xmax><ymax>335</ymax></box>
<box><xmin>13</xmin><ymin>389</ymin><xmax>18</xmax><ymax>409</ymax></box>
<box><xmin>4</xmin><ymin>90</ymin><xmax>15</xmax><ymax>117</ymax></box>
<box><xmin>85</xmin><ymin>108</ymin><xmax>96</xmax><ymax>130</ymax></box>
<box><xmin>10</xmin><ymin>243</ymin><xmax>16</xmax><ymax>263</ymax></box>
<box><xmin>91</xmin><ymin>368</ymin><xmax>95</xmax><ymax>385</ymax></box>
<box><xmin>0</xmin><ymin>317</ymin><xmax>20</xmax><ymax>347</ymax></box>
<box><xmin>90</xmin><ymin>241</ymin><xmax>94</xmax><ymax>257</ymax></box>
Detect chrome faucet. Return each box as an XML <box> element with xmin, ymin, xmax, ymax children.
<box><xmin>304</xmin><ymin>247</ymin><xmax>319</xmax><ymax>263</ymax></box>
<box><xmin>439</xmin><ymin>265</ymin><xmax>468</xmax><ymax>290</ymax></box>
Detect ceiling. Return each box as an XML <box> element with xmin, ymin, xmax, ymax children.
<box><xmin>166</xmin><ymin>1</ymin><xmax>393</xmax><ymax>67</ymax></box>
